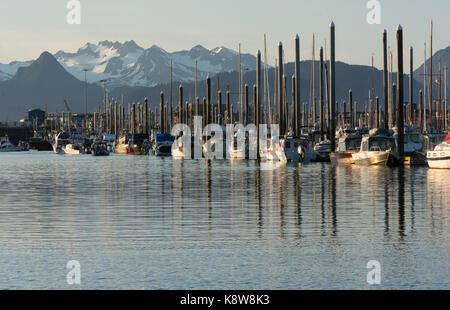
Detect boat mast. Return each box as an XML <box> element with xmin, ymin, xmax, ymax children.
<box><xmin>170</xmin><ymin>60</ymin><xmax>173</xmax><ymax>130</ymax></box>
<box><xmin>312</xmin><ymin>33</ymin><xmax>316</xmax><ymax>126</ymax></box>
<box><xmin>423</xmin><ymin>42</ymin><xmax>427</xmax><ymax>131</ymax></box>
<box><xmin>274</xmin><ymin>58</ymin><xmax>278</xmax><ymax>125</ymax></box>
<box><xmin>194</xmin><ymin>60</ymin><xmax>198</xmax><ymax>105</ymax></box>
<box><xmin>445</xmin><ymin>65</ymin><xmax>448</xmax><ymax>130</ymax></box>
<box><xmin>429</xmin><ymin>20</ymin><xmax>434</xmax><ymax>129</ymax></box>
<box><xmin>263</xmin><ymin>34</ymin><xmax>271</xmax><ymax>126</ymax></box>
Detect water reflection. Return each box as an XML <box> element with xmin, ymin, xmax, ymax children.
<box><xmin>0</xmin><ymin>153</ymin><xmax>448</xmax><ymax>289</ymax></box>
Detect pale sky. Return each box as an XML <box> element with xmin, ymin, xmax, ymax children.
<box><xmin>0</xmin><ymin>0</ymin><xmax>448</xmax><ymax>70</ymax></box>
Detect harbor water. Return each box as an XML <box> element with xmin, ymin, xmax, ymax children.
<box><xmin>0</xmin><ymin>152</ymin><xmax>448</xmax><ymax>289</ymax></box>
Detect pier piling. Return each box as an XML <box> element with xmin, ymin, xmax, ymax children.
<box><xmin>319</xmin><ymin>47</ymin><xmax>324</xmax><ymax>141</ymax></box>
<box><xmin>295</xmin><ymin>35</ymin><xmax>301</xmax><ymax>136</ymax></box>
<box><xmin>397</xmin><ymin>25</ymin><xmax>405</xmax><ymax>160</ymax></box>
<box><xmin>383</xmin><ymin>30</ymin><xmax>389</xmax><ymax>129</ymax></box>
<box><xmin>330</xmin><ymin>22</ymin><xmax>336</xmax><ymax>152</ymax></box>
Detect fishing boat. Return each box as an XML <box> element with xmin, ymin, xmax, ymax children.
<box><xmin>330</xmin><ymin>130</ymin><xmax>363</xmax><ymax>165</ymax></box>
<box><xmin>0</xmin><ymin>136</ymin><xmax>23</xmax><ymax>152</ymax></box>
<box><xmin>153</xmin><ymin>134</ymin><xmax>174</xmax><ymax>156</ymax></box>
<box><xmin>102</xmin><ymin>134</ymin><xmax>116</xmax><ymax>152</ymax></box>
<box><xmin>28</xmin><ymin>132</ymin><xmax>53</xmax><ymax>151</ymax></box>
<box><xmin>63</xmin><ymin>143</ymin><xmax>81</xmax><ymax>155</ymax></box>
<box><xmin>115</xmin><ymin>135</ymin><xmax>131</xmax><ymax>154</ymax></box>
<box><xmin>313</xmin><ymin>140</ymin><xmax>331</xmax><ymax>162</ymax></box>
<box><xmin>427</xmin><ymin>133</ymin><xmax>450</xmax><ymax>169</ymax></box>
<box><xmin>92</xmin><ymin>141</ymin><xmax>110</xmax><ymax>156</ymax></box>
<box><xmin>397</xmin><ymin>126</ymin><xmax>427</xmax><ymax>166</ymax></box>
<box><xmin>263</xmin><ymin>133</ymin><xmax>308</xmax><ymax>163</ymax></box>
<box><xmin>281</xmin><ymin>134</ymin><xmax>304</xmax><ymax>162</ymax></box>
<box><xmin>129</xmin><ymin>134</ymin><xmax>151</xmax><ymax>155</ymax></box>
<box><xmin>352</xmin><ymin>128</ymin><xmax>400</xmax><ymax>166</ymax></box>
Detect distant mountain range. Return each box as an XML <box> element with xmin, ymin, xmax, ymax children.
<box><xmin>0</xmin><ymin>41</ymin><xmax>257</xmax><ymax>88</ymax></box>
<box><xmin>0</xmin><ymin>43</ymin><xmax>448</xmax><ymax>121</ymax></box>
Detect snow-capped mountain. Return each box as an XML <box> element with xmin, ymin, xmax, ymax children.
<box><xmin>0</xmin><ymin>41</ymin><xmax>257</xmax><ymax>88</ymax></box>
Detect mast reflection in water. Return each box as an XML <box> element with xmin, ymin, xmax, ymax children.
<box><xmin>0</xmin><ymin>153</ymin><xmax>448</xmax><ymax>289</ymax></box>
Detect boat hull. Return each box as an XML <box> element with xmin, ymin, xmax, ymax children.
<box><xmin>331</xmin><ymin>152</ymin><xmax>355</xmax><ymax>165</ymax></box>
<box><xmin>352</xmin><ymin>151</ymin><xmax>390</xmax><ymax>166</ymax></box>
<box><xmin>427</xmin><ymin>150</ymin><xmax>450</xmax><ymax>169</ymax></box>
<box><xmin>29</xmin><ymin>140</ymin><xmax>53</xmax><ymax>151</ymax></box>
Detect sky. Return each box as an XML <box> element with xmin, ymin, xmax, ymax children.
<box><xmin>0</xmin><ymin>0</ymin><xmax>449</xmax><ymax>70</ymax></box>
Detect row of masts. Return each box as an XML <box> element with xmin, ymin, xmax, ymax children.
<box><xmin>53</xmin><ymin>22</ymin><xmax>447</xmax><ymax>160</ymax></box>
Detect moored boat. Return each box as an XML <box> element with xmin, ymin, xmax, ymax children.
<box><xmin>28</xmin><ymin>132</ymin><xmax>53</xmax><ymax>151</ymax></box>
<box><xmin>115</xmin><ymin>135</ymin><xmax>131</xmax><ymax>154</ymax></box>
<box><xmin>153</xmin><ymin>134</ymin><xmax>174</xmax><ymax>156</ymax></box>
<box><xmin>427</xmin><ymin>133</ymin><xmax>450</xmax><ymax>169</ymax></box>
<box><xmin>0</xmin><ymin>141</ymin><xmax>23</xmax><ymax>152</ymax></box>
<box><xmin>92</xmin><ymin>141</ymin><xmax>110</xmax><ymax>156</ymax></box>
<box><xmin>314</xmin><ymin>140</ymin><xmax>331</xmax><ymax>162</ymax></box>
<box><xmin>63</xmin><ymin>143</ymin><xmax>81</xmax><ymax>155</ymax></box>
<box><xmin>352</xmin><ymin>129</ymin><xmax>400</xmax><ymax>166</ymax></box>
<box><xmin>331</xmin><ymin>133</ymin><xmax>362</xmax><ymax>165</ymax></box>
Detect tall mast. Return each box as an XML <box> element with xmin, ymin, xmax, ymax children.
<box><xmin>312</xmin><ymin>33</ymin><xmax>316</xmax><ymax>125</ymax></box>
<box><xmin>170</xmin><ymin>60</ymin><xmax>173</xmax><ymax>129</ymax></box>
<box><xmin>238</xmin><ymin>43</ymin><xmax>242</xmax><ymax>123</ymax></box>
<box><xmin>263</xmin><ymin>34</ymin><xmax>271</xmax><ymax>125</ymax></box>
<box><xmin>439</xmin><ymin>62</ymin><xmax>442</xmax><ymax>129</ymax></box>
<box><xmin>429</xmin><ymin>20</ymin><xmax>434</xmax><ymax>129</ymax></box>
<box><xmin>445</xmin><ymin>65</ymin><xmax>448</xmax><ymax>130</ymax></box>
<box><xmin>194</xmin><ymin>60</ymin><xmax>198</xmax><ymax>103</ymax></box>
<box><xmin>424</xmin><ymin>42</ymin><xmax>427</xmax><ymax>131</ymax></box>
<box><xmin>274</xmin><ymin>58</ymin><xmax>278</xmax><ymax>124</ymax></box>
<box><xmin>383</xmin><ymin>30</ymin><xmax>388</xmax><ymax>129</ymax></box>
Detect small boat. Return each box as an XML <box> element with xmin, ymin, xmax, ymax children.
<box><xmin>427</xmin><ymin>133</ymin><xmax>450</xmax><ymax>169</ymax></box>
<box><xmin>92</xmin><ymin>141</ymin><xmax>110</xmax><ymax>156</ymax></box>
<box><xmin>129</xmin><ymin>134</ymin><xmax>151</xmax><ymax>155</ymax></box>
<box><xmin>263</xmin><ymin>132</ymin><xmax>306</xmax><ymax>163</ymax></box>
<box><xmin>331</xmin><ymin>133</ymin><xmax>362</xmax><ymax>165</ymax></box>
<box><xmin>28</xmin><ymin>132</ymin><xmax>53</xmax><ymax>151</ymax></box>
<box><xmin>314</xmin><ymin>140</ymin><xmax>331</xmax><ymax>162</ymax></box>
<box><xmin>281</xmin><ymin>135</ymin><xmax>304</xmax><ymax>162</ymax></box>
<box><xmin>63</xmin><ymin>144</ymin><xmax>81</xmax><ymax>155</ymax></box>
<box><xmin>102</xmin><ymin>134</ymin><xmax>116</xmax><ymax>152</ymax></box>
<box><xmin>0</xmin><ymin>136</ymin><xmax>23</xmax><ymax>152</ymax></box>
<box><xmin>398</xmin><ymin>126</ymin><xmax>427</xmax><ymax>166</ymax></box>
<box><xmin>153</xmin><ymin>134</ymin><xmax>174</xmax><ymax>156</ymax></box>
<box><xmin>115</xmin><ymin>135</ymin><xmax>131</xmax><ymax>154</ymax></box>
<box><xmin>352</xmin><ymin>129</ymin><xmax>400</xmax><ymax>166</ymax></box>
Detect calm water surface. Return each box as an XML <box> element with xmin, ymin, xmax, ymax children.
<box><xmin>0</xmin><ymin>152</ymin><xmax>448</xmax><ymax>289</ymax></box>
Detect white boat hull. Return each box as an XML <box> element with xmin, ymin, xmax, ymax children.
<box><xmin>352</xmin><ymin>151</ymin><xmax>390</xmax><ymax>166</ymax></box>
<box><xmin>427</xmin><ymin>150</ymin><xmax>450</xmax><ymax>169</ymax></box>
